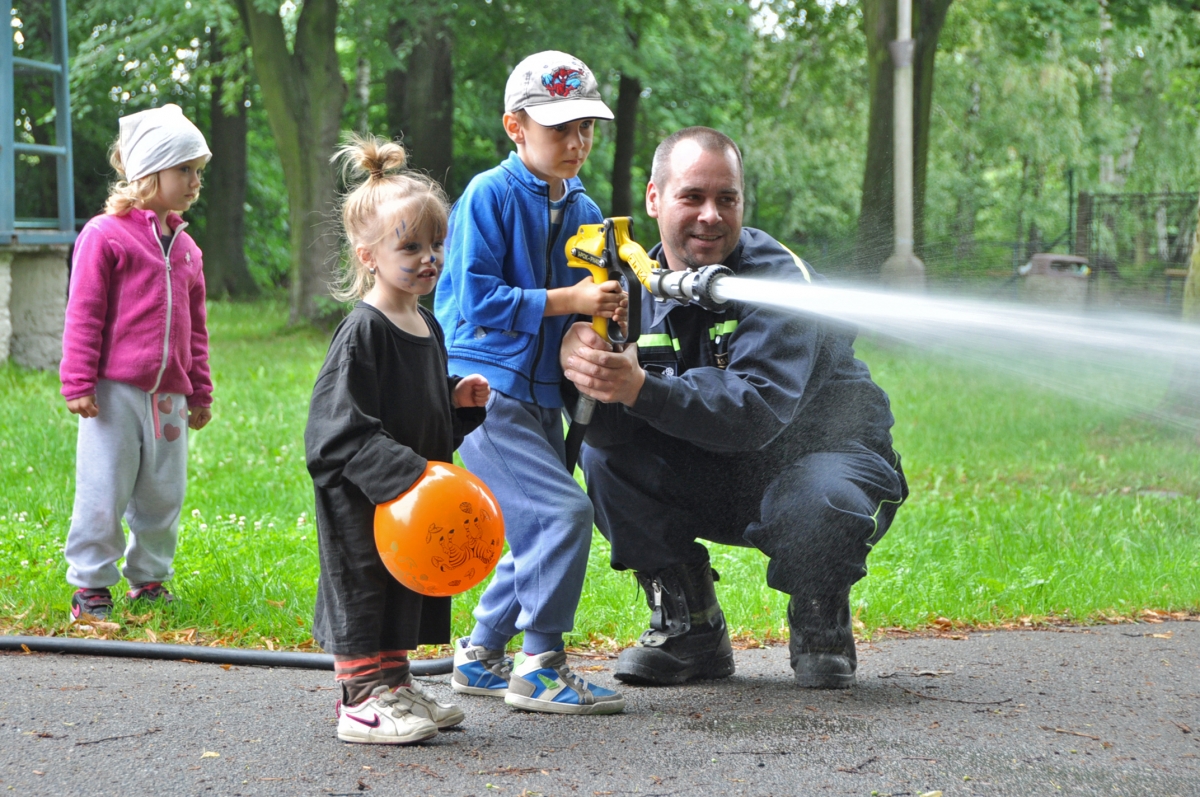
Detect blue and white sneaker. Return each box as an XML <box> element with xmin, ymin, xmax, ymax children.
<box><xmin>451</xmin><ymin>637</ymin><xmax>512</xmax><ymax>697</ymax></box>
<box><xmin>504</xmin><ymin>649</ymin><xmax>626</xmax><ymax>715</ymax></box>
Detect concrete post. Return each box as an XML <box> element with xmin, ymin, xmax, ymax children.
<box><xmin>0</xmin><ymin>250</ymin><xmax>12</xmax><ymax>362</ymax></box>
<box><xmin>882</xmin><ymin>0</ymin><xmax>926</xmax><ymax>288</ymax></box>
<box><xmin>0</xmin><ymin>245</ymin><xmax>68</xmax><ymax>370</ymax></box>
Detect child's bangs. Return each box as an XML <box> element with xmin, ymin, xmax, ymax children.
<box><xmin>372</xmin><ymin>193</ymin><xmax>448</xmax><ymax>247</ymax></box>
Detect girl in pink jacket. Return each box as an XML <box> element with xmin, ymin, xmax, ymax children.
<box><xmin>60</xmin><ymin>104</ymin><xmax>214</xmax><ymax>623</ymax></box>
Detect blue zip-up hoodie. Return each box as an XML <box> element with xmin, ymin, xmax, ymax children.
<box><xmin>435</xmin><ymin>152</ymin><xmax>603</xmax><ymax>407</ymax></box>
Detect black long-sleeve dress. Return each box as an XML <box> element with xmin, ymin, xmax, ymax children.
<box><xmin>304</xmin><ymin>302</ymin><xmax>486</xmax><ymax>654</ymax></box>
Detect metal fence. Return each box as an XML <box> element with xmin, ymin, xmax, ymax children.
<box><xmin>1076</xmin><ymin>191</ymin><xmax>1198</xmax><ymax>280</ymax></box>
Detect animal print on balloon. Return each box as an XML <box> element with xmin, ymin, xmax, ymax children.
<box><xmin>426</xmin><ymin>508</ymin><xmax>496</xmax><ymax>573</ymax></box>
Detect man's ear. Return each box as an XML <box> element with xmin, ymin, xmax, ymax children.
<box><xmin>645</xmin><ymin>180</ymin><xmax>660</xmax><ymax>219</ymax></box>
<box><xmin>502</xmin><ymin>112</ymin><xmax>526</xmax><ymax>146</ymax></box>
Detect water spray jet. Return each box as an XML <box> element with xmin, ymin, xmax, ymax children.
<box><xmin>567</xmin><ymin>217</ymin><xmax>1200</xmax><ymax>434</ymax></box>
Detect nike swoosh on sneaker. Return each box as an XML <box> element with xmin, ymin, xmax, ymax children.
<box><xmin>347</xmin><ymin>713</ymin><xmax>381</xmax><ymax>728</ymax></box>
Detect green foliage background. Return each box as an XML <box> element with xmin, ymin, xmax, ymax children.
<box><xmin>9</xmin><ymin>0</ymin><xmax>1200</xmax><ymax>284</ymax></box>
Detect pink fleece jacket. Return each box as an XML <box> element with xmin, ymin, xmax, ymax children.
<box><xmin>60</xmin><ymin>208</ymin><xmax>213</xmax><ymax>407</ymax></box>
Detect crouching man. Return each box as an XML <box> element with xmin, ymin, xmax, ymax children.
<box><xmin>560</xmin><ymin>127</ymin><xmax>908</xmax><ymax>688</ymax></box>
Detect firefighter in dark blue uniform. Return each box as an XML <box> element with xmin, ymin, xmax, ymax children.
<box><xmin>561</xmin><ymin>127</ymin><xmax>908</xmax><ymax>689</ymax></box>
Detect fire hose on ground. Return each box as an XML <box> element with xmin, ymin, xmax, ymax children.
<box><xmin>0</xmin><ymin>635</ymin><xmax>453</xmax><ymax>675</ymax></box>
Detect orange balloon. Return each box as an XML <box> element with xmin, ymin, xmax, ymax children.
<box><xmin>375</xmin><ymin>461</ymin><xmax>505</xmax><ymax>597</ymax></box>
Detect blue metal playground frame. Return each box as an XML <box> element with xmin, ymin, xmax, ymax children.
<box><xmin>1</xmin><ymin>0</ymin><xmax>76</xmax><ymax>246</ymax></box>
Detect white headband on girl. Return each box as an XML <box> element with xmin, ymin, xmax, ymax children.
<box><xmin>118</xmin><ymin>104</ymin><xmax>212</xmax><ymax>183</ymax></box>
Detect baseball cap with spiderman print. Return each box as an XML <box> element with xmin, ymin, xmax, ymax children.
<box><xmin>504</xmin><ymin>51</ymin><xmax>614</xmax><ymax>127</ymax></box>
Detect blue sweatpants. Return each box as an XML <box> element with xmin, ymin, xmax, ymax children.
<box><xmin>458</xmin><ymin>392</ymin><xmax>594</xmax><ymax>654</ymax></box>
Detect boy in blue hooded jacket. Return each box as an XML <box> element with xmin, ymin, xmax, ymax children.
<box><xmin>434</xmin><ymin>51</ymin><xmax>626</xmax><ymax>715</ymax></box>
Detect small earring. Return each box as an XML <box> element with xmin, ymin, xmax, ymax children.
<box><xmin>368</xmin><ymin>267</ymin><xmax>377</xmax><ymax>275</ymax></box>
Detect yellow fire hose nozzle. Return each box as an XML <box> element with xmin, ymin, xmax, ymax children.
<box><xmin>564</xmin><ymin>217</ymin><xmax>653</xmax><ymax>346</ymax></box>
<box><xmin>564</xmin><ymin>223</ymin><xmax>612</xmax><ymax>340</ymax></box>
<box><xmin>562</xmin><ymin>217</ymin><xmax>654</xmax><ymax>472</ymax></box>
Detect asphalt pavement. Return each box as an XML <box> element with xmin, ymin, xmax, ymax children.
<box><xmin>1</xmin><ymin>621</ymin><xmax>1197</xmax><ymax>797</ymax></box>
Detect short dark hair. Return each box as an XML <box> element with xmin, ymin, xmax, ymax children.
<box><xmin>650</xmin><ymin>127</ymin><xmax>743</xmax><ymax>189</ymax></box>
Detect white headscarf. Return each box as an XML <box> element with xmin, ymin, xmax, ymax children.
<box><xmin>118</xmin><ymin>104</ymin><xmax>212</xmax><ymax>183</ymax></box>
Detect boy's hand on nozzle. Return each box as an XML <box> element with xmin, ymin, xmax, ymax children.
<box><xmin>611</xmin><ymin>303</ymin><xmax>630</xmax><ymax>340</ymax></box>
<box><xmin>66</xmin><ymin>395</ymin><xmax>99</xmax><ymax>418</ymax></box>
<box><xmin>454</xmin><ymin>375</ymin><xmax>490</xmax><ymax>408</ymax></box>
<box><xmin>572</xmin><ymin>277</ymin><xmax>627</xmax><ymax>319</ymax></box>
<box><xmin>188</xmin><ymin>406</ymin><xmax>212</xmax><ymax>431</ymax></box>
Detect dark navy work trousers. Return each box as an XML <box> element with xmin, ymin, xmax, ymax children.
<box><xmin>581</xmin><ymin>434</ymin><xmax>908</xmax><ymax>600</ymax></box>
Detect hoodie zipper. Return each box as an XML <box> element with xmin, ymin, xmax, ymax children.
<box><xmin>529</xmin><ymin>184</ymin><xmax>579</xmax><ymax>406</ymax></box>
<box><xmin>528</xmin><ymin>191</ymin><xmax>554</xmax><ymax>405</ymax></box>
<box><xmin>149</xmin><ymin>217</ymin><xmax>187</xmax><ymax>395</ymax></box>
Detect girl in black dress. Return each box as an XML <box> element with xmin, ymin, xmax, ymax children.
<box><xmin>305</xmin><ymin>134</ymin><xmax>489</xmax><ymax>745</ymax></box>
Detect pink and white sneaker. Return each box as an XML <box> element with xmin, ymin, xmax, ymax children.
<box><xmin>336</xmin><ymin>686</ymin><xmax>438</xmax><ymax>745</ymax></box>
<box><xmin>126</xmin><ymin>582</ymin><xmax>176</xmax><ymax>604</ymax></box>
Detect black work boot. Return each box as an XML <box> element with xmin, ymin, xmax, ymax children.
<box><xmin>788</xmin><ymin>592</ymin><xmax>856</xmax><ymax>689</ymax></box>
<box><xmin>614</xmin><ymin>560</ymin><xmax>735</xmax><ymax>685</ymax></box>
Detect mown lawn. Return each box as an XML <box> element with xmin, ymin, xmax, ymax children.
<box><xmin>1</xmin><ymin>300</ymin><xmax>1197</xmax><ymax>653</ymax></box>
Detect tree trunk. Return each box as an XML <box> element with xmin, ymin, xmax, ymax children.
<box><xmin>1098</xmin><ymin>0</ymin><xmax>1116</xmax><ymax>187</ymax></box>
<box><xmin>385</xmin><ymin>19</ymin><xmax>409</xmax><ymax>144</ymax></box>
<box><xmin>388</xmin><ymin>14</ymin><xmax>454</xmax><ymax>190</ymax></box>
<box><xmin>911</xmin><ymin>0</ymin><xmax>950</xmax><ymax>259</ymax></box>
<box><xmin>610</xmin><ymin>73</ymin><xmax>641</xmax><ymax>218</ymax></box>
<box><xmin>1015</xmin><ymin>155</ymin><xmax>1029</xmax><ymax>263</ymax></box>
<box><xmin>355</xmin><ymin>57</ymin><xmax>371</xmax><ymax>134</ymax></box>
<box><xmin>234</xmin><ymin>0</ymin><xmax>346</xmax><ymax>324</ymax></box>
<box><xmin>1185</xmin><ymin>195</ymin><xmax>1200</xmax><ymax>322</ymax></box>
<box><xmin>855</xmin><ymin>0</ymin><xmax>953</xmax><ymax>275</ymax></box>
<box><xmin>202</xmin><ymin>53</ymin><xmax>256</xmax><ymax>298</ymax></box>
<box><xmin>1163</xmin><ymin>195</ymin><xmax>1200</xmax><ymax>425</ymax></box>
<box><xmin>952</xmin><ymin>78</ymin><xmax>979</xmax><ymax>259</ymax></box>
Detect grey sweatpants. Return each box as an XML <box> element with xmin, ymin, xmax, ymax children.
<box><xmin>65</xmin><ymin>379</ymin><xmax>190</xmax><ymax>589</ymax></box>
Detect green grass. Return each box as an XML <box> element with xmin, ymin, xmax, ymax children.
<box><xmin>1</xmin><ymin>300</ymin><xmax>1197</xmax><ymax>652</ymax></box>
